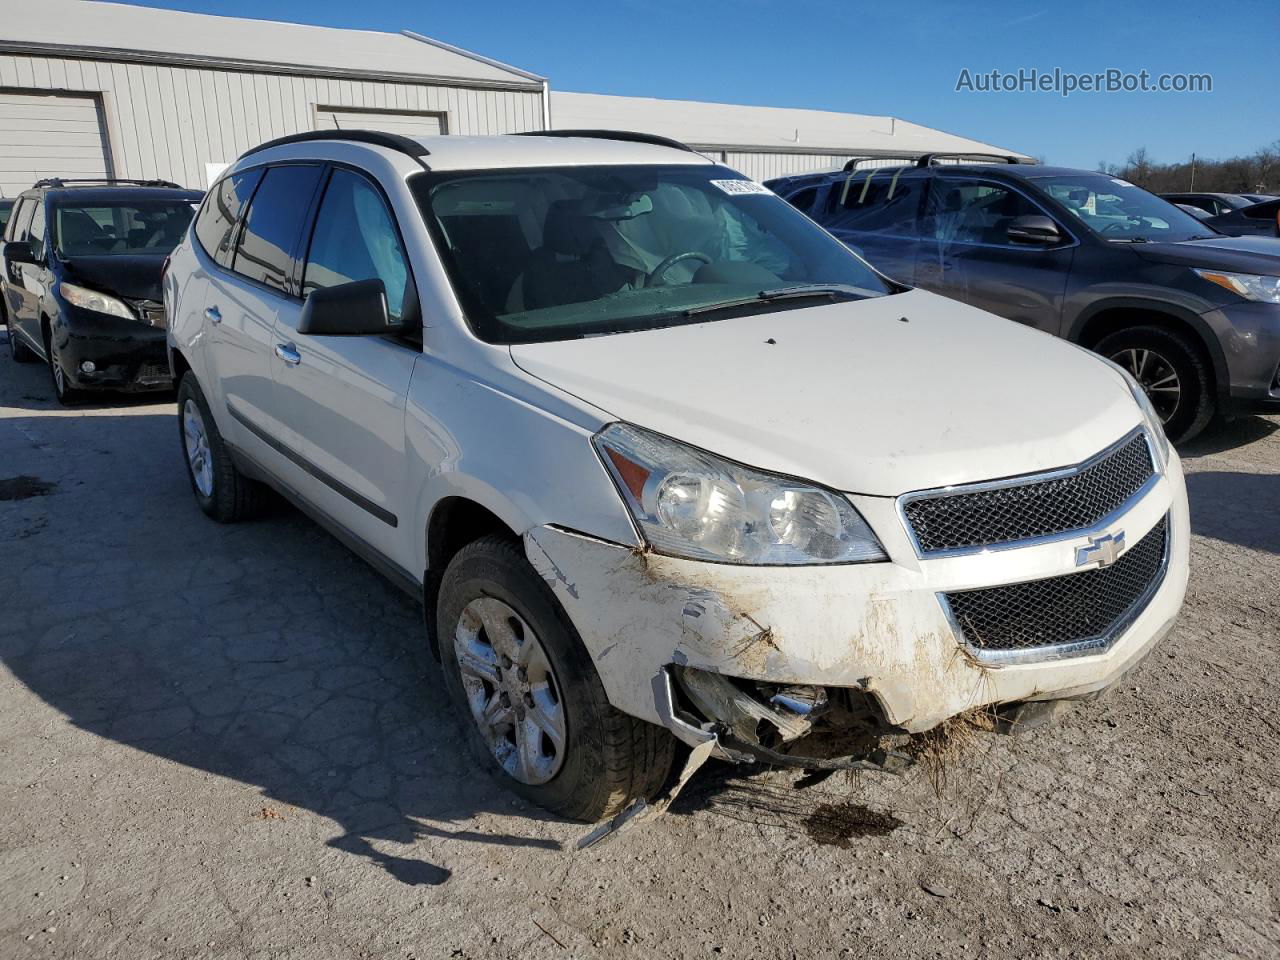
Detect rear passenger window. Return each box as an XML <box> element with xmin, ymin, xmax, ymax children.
<box><xmin>7</xmin><ymin>199</ymin><xmax>32</xmax><ymax>242</ymax></box>
<box><xmin>232</xmin><ymin>165</ymin><xmax>323</xmax><ymax>293</ymax></box>
<box><xmin>825</xmin><ymin>171</ymin><xmax>924</xmax><ymax>235</ymax></box>
<box><xmin>194</xmin><ymin>169</ymin><xmax>262</xmax><ymax>262</ymax></box>
<box><xmin>27</xmin><ymin>201</ymin><xmax>45</xmax><ymax>250</ymax></box>
<box><xmin>785</xmin><ymin>187</ymin><xmax>819</xmax><ymax>214</ymax></box>
<box><xmin>303</xmin><ymin>169</ymin><xmax>411</xmax><ymax>321</ymax></box>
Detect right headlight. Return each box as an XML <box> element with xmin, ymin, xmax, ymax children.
<box><xmin>1193</xmin><ymin>269</ymin><xmax>1280</xmax><ymax>304</ymax></box>
<box><xmin>593</xmin><ymin>422</ymin><xmax>887</xmax><ymax>565</ymax></box>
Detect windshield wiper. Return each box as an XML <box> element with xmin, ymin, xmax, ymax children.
<box><xmin>680</xmin><ymin>284</ymin><xmax>870</xmax><ymax>318</ymax></box>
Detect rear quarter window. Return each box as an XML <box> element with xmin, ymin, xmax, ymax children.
<box><xmin>194</xmin><ymin>169</ymin><xmax>263</xmax><ymax>263</ymax></box>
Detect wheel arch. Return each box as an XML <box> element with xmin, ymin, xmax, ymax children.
<box><xmin>422</xmin><ymin>491</ymin><xmax>524</xmax><ymax>661</ymax></box>
<box><xmin>1068</xmin><ymin>299</ymin><xmax>1228</xmax><ymax>406</ymax></box>
<box><xmin>169</xmin><ymin>344</ymin><xmax>192</xmax><ymax>383</ymax></box>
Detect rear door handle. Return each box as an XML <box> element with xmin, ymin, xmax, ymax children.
<box><xmin>204</xmin><ymin>306</ymin><xmax>222</xmax><ymax>324</ymax></box>
<box><xmin>274</xmin><ymin>342</ymin><xmax>301</xmax><ymax>366</ymax></box>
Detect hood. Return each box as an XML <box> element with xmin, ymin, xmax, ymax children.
<box><xmin>510</xmin><ymin>289</ymin><xmax>1141</xmax><ymax>497</ymax></box>
<box><xmin>59</xmin><ymin>255</ymin><xmax>165</xmax><ymax>301</ymax></box>
<box><xmin>1133</xmin><ymin>235</ymin><xmax>1280</xmax><ymax>273</ymax></box>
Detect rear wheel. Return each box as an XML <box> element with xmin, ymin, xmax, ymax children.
<box><xmin>176</xmin><ymin>372</ymin><xmax>268</xmax><ymax>522</ymax></box>
<box><xmin>6</xmin><ymin>319</ymin><xmax>36</xmax><ymax>363</ymax></box>
<box><xmin>438</xmin><ymin>535</ymin><xmax>674</xmax><ymax>821</ymax></box>
<box><xmin>1096</xmin><ymin>325</ymin><xmax>1214</xmax><ymax>442</ymax></box>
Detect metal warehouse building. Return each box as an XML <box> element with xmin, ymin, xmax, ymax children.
<box><xmin>0</xmin><ymin>0</ymin><xmax>547</xmax><ymax>195</ymax></box>
<box><xmin>0</xmin><ymin>0</ymin><xmax>1022</xmax><ymax>195</ymax></box>
<box><xmin>552</xmin><ymin>92</ymin><xmax>1027</xmax><ymax>181</ymax></box>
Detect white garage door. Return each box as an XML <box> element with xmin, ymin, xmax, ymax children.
<box><xmin>315</xmin><ymin>106</ymin><xmax>444</xmax><ymax>138</ymax></box>
<box><xmin>0</xmin><ymin>91</ymin><xmax>112</xmax><ymax>198</ymax></box>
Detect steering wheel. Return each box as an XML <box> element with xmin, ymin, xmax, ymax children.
<box><xmin>645</xmin><ymin>251</ymin><xmax>711</xmax><ymax>287</ymax></box>
<box><xmin>1101</xmin><ymin>218</ymin><xmax>1143</xmax><ymax>234</ymax></box>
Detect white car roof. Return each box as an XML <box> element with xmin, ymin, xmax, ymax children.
<box><xmin>237</xmin><ymin>134</ymin><xmax>715</xmax><ymax>175</ymax></box>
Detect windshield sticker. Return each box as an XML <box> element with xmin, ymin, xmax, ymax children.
<box><xmin>711</xmin><ymin>179</ymin><xmax>772</xmax><ymax>196</ymax></box>
<box><xmin>1110</xmin><ymin>179</ymin><xmax>1134</xmax><ymax>187</ymax></box>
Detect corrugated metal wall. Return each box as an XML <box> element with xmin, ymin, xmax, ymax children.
<box><xmin>701</xmin><ymin>150</ymin><xmax>909</xmax><ymax>182</ymax></box>
<box><xmin>0</xmin><ymin>54</ymin><xmax>544</xmax><ymax>189</ymax></box>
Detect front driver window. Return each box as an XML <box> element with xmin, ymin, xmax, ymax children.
<box><xmin>924</xmin><ymin>180</ymin><xmax>1043</xmax><ymax>247</ymax></box>
<box><xmin>303</xmin><ymin>169</ymin><xmax>410</xmax><ymax>322</ymax></box>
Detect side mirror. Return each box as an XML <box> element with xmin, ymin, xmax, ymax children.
<box><xmin>297</xmin><ymin>278</ymin><xmax>390</xmax><ymax>336</ymax></box>
<box><xmin>3</xmin><ymin>240</ymin><xmax>35</xmax><ymax>266</ymax></box>
<box><xmin>1007</xmin><ymin>215</ymin><xmax>1063</xmax><ymax>245</ymax></box>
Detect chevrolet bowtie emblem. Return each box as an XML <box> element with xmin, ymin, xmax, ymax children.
<box><xmin>1076</xmin><ymin>531</ymin><xmax>1126</xmax><ymax>568</ymax></box>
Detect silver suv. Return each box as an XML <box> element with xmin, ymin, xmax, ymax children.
<box><xmin>165</xmin><ymin>130</ymin><xmax>1189</xmax><ymax>822</ymax></box>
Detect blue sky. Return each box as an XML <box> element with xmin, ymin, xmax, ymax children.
<box><xmin>113</xmin><ymin>0</ymin><xmax>1277</xmax><ymax>169</ymax></box>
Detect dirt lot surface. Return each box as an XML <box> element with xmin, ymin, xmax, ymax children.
<box><xmin>2</xmin><ymin>331</ymin><xmax>1278</xmax><ymax>960</ymax></box>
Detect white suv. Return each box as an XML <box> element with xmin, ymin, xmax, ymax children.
<box><xmin>165</xmin><ymin>130</ymin><xmax>1189</xmax><ymax>821</ymax></box>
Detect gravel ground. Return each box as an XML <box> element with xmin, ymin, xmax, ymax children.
<box><xmin>2</xmin><ymin>331</ymin><xmax>1278</xmax><ymax>960</ymax></box>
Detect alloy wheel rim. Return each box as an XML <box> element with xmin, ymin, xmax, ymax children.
<box><xmin>1112</xmin><ymin>347</ymin><xmax>1180</xmax><ymax>423</ymax></box>
<box><xmin>50</xmin><ymin>341</ymin><xmax>66</xmax><ymax>396</ymax></box>
<box><xmin>453</xmin><ymin>596</ymin><xmax>566</xmax><ymax>785</ymax></box>
<box><xmin>182</xmin><ymin>399</ymin><xmax>214</xmax><ymax>497</ymax></box>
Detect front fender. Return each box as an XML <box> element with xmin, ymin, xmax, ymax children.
<box><xmin>405</xmin><ymin>356</ymin><xmax>639</xmax><ymax>575</ymax></box>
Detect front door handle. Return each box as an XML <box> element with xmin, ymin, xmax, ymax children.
<box><xmin>274</xmin><ymin>342</ymin><xmax>301</xmax><ymax>366</ymax></box>
<box><xmin>204</xmin><ymin>306</ymin><xmax>222</xmax><ymax>324</ymax></box>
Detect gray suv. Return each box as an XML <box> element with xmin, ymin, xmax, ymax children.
<box><xmin>769</xmin><ymin>157</ymin><xmax>1280</xmax><ymax>440</ymax></box>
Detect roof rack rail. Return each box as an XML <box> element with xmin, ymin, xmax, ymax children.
<box><xmin>237</xmin><ymin>129</ymin><xmax>432</xmax><ymax>166</ymax></box>
<box><xmin>915</xmin><ymin>152</ymin><xmax>1026</xmax><ymax>167</ymax></box>
<box><xmin>33</xmin><ymin>177</ymin><xmax>186</xmax><ymax>189</ymax></box>
<box><xmin>515</xmin><ymin>129</ymin><xmax>698</xmax><ymax>154</ymax></box>
<box><xmin>840</xmin><ymin>156</ymin><xmax>922</xmax><ymax>172</ymax></box>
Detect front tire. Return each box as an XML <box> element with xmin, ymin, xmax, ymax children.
<box><xmin>176</xmin><ymin>372</ymin><xmax>267</xmax><ymax>522</ymax></box>
<box><xmin>438</xmin><ymin>535</ymin><xmax>674</xmax><ymax>821</ymax></box>
<box><xmin>46</xmin><ymin>329</ymin><xmax>83</xmax><ymax>405</ymax></box>
<box><xmin>1096</xmin><ymin>325</ymin><xmax>1214</xmax><ymax>442</ymax></box>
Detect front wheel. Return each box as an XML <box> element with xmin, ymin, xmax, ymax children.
<box><xmin>1096</xmin><ymin>325</ymin><xmax>1214</xmax><ymax>443</ymax></box>
<box><xmin>438</xmin><ymin>535</ymin><xmax>674</xmax><ymax>821</ymax></box>
<box><xmin>46</xmin><ymin>330</ymin><xmax>83</xmax><ymax>405</ymax></box>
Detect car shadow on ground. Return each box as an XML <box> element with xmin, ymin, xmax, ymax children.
<box><xmin>1178</xmin><ymin>414</ymin><xmax>1279</xmax><ymax>457</ymax></box>
<box><xmin>0</xmin><ymin>388</ymin><xmax>565</xmax><ymax>887</ymax></box>
<box><xmin>1184</xmin><ymin>470</ymin><xmax>1280</xmax><ymax>554</ymax></box>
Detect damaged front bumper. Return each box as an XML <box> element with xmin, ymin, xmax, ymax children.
<box><xmin>525</xmin><ymin>455</ymin><xmax>1190</xmax><ymax>761</ymax></box>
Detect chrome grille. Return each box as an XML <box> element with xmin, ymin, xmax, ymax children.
<box><xmin>943</xmin><ymin>515</ymin><xmax>1168</xmax><ymax>657</ymax></box>
<box><xmin>902</xmin><ymin>430</ymin><xmax>1154</xmax><ymax>555</ymax></box>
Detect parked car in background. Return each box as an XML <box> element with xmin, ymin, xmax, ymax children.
<box><xmin>1</xmin><ymin>178</ymin><xmax>202</xmax><ymax>403</ymax></box>
<box><xmin>165</xmin><ymin>130</ymin><xmax>1188</xmax><ymax>822</ymax></box>
<box><xmin>1174</xmin><ymin>203</ymin><xmax>1213</xmax><ymax>220</ymax></box>
<box><xmin>769</xmin><ymin>157</ymin><xmax>1280</xmax><ymax>440</ymax></box>
<box><xmin>1159</xmin><ymin>192</ymin><xmax>1254</xmax><ymax>217</ymax></box>
<box><xmin>1202</xmin><ymin>197</ymin><xmax>1280</xmax><ymax>238</ymax></box>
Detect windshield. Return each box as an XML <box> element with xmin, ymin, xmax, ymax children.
<box><xmin>1034</xmin><ymin>174</ymin><xmax>1212</xmax><ymax>242</ymax></box>
<box><xmin>0</xmin><ymin>200</ymin><xmax>13</xmax><ymax>235</ymax></box>
<box><xmin>413</xmin><ymin>164</ymin><xmax>893</xmax><ymax>343</ymax></box>
<box><xmin>53</xmin><ymin>200</ymin><xmax>196</xmax><ymax>257</ymax></box>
